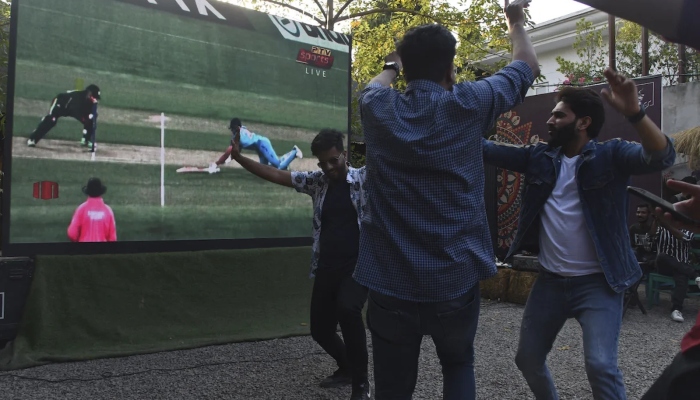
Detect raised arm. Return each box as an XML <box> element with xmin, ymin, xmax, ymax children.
<box><xmin>600</xmin><ymin>68</ymin><xmax>675</xmax><ymax>174</ymax></box>
<box><xmin>456</xmin><ymin>3</ymin><xmax>539</xmax><ymax>130</ymax></box>
<box><xmin>368</xmin><ymin>52</ymin><xmax>402</xmax><ymax>87</ymax></box>
<box><xmin>506</xmin><ymin>2</ymin><xmax>540</xmax><ymax>78</ymax></box>
<box><xmin>230</xmin><ymin>133</ymin><xmax>293</xmax><ymax>188</ymax></box>
<box><xmin>602</xmin><ymin>68</ymin><xmax>668</xmax><ymax>152</ymax></box>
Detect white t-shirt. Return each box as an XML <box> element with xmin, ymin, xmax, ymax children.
<box><xmin>538</xmin><ymin>155</ymin><xmax>602</xmax><ymax>276</ymax></box>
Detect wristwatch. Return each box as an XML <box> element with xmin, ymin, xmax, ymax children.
<box><xmin>383</xmin><ymin>61</ymin><xmax>401</xmax><ymax>76</ymax></box>
<box><xmin>627</xmin><ymin>105</ymin><xmax>646</xmax><ymax>124</ymax></box>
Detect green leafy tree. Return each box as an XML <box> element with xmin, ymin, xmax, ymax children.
<box><xmin>616</xmin><ymin>21</ymin><xmax>699</xmax><ymax>86</ymax></box>
<box><xmin>615</xmin><ymin>21</ymin><xmax>643</xmax><ymax>78</ymax></box>
<box><xmin>557</xmin><ymin>18</ymin><xmax>699</xmax><ymax>87</ymax></box>
<box><xmin>242</xmin><ymin>0</ymin><xmax>527</xmax><ymax>165</ymax></box>
<box><xmin>555</xmin><ymin>18</ymin><xmax>607</xmax><ymax>87</ymax></box>
<box><xmin>240</xmin><ymin>0</ymin><xmax>449</xmax><ymax>30</ymax></box>
<box><xmin>686</xmin><ymin>49</ymin><xmax>700</xmax><ymax>83</ymax></box>
<box><xmin>656</xmin><ymin>41</ymin><xmax>699</xmax><ymax>86</ymax></box>
<box><xmin>245</xmin><ymin>0</ymin><xmax>526</xmax><ymax>86</ymax></box>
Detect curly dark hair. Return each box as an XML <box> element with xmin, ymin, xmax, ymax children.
<box><xmin>555</xmin><ymin>87</ymin><xmax>606</xmax><ymax>138</ymax></box>
<box><xmin>311</xmin><ymin>129</ymin><xmax>345</xmax><ymax>156</ymax></box>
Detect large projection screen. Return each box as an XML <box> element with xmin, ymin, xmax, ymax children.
<box><xmin>2</xmin><ymin>0</ymin><xmax>352</xmax><ymax>256</ymax></box>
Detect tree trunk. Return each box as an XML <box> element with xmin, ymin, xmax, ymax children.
<box><xmin>327</xmin><ymin>0</ymin><xmax>335</xmax><ymax>30</ymax></box>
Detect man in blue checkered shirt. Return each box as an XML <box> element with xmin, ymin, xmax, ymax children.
<box><xmin>352</xmin><ymin>3</ymin><xmax>540</xmax><ymax>399</ymax></box>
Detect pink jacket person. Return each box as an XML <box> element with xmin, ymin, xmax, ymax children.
<box><xmin>67</xmin><ymin>178</ymin><xmax>117</xmax><ymax>242</ymax></box>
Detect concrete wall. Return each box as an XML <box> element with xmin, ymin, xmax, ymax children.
<box><xmin>525</xmin><ymin>45</ymin><xmax>580</xmax><ymax>97</ymax></box>
<box><xmin>663</xmin><ymin>81</ymin><xmax>700</xmax><ymax>135</ymax></box>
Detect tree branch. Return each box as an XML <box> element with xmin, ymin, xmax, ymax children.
<box><xmin>347</xmin><ymin>8</ymin><xmax>512</xmax><ymax>64</ymax></box>
<box><xmin>332</xmin><ymin>0</ymin><xmax>354</xmax><ymax>21</ymax></box>
<box><xmin>258</xmin><ymin>0</ymin><xmax>325</xmax><ymax>25</ymax></box>
<box><xmin>336</xmin><ymin>7</ymin><xmax>444</xmax><ymax>23</ymax></box>
<box><xmin>312</xmin><ymin>0</ymin><xmax>327</xmax><ymax>20</ymax></box>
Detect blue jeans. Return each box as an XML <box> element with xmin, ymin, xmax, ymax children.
<box><xmin>366</xmin><ymin>285</ymin><xmax>480</xmax><ymax>400</ymax></box>
<box><xmin>515</xmin><ymin>271</ymin><xmax>627</xmax><ymax>400</ymax></box>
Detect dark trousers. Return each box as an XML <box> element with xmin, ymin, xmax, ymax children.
<box><xmin>634</xmin><ymin>250</ymin><xmax>656</xmax><ymax>270</ymax></box>
<box><xmin>29</xmin><ymin>96</ymin><xmax>91</xmax><ymax>144</ymax></box>
<box><xmin>641</xmin><ymin>346</ymin><xmax>700</xmax><ymax>400</ymax></box>
<box><xmin>366</xmin><ymin>285</ymin><xmax>480</xmax><ymax>400</ymax></box>
<box><xmin>656</xmin><ymin>254</ymin><xmax>698</xmax><ymax>312</ymax></box>
<box><xmin>310</xmin><ymin>260</ymin><xmax>368</xmax><ymax>385</ymax></box>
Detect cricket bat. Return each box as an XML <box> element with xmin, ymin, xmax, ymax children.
<box><xmin>176</xmin><ymin>165</ymin><xmax>220</xmax><ymax>174</ymax></box>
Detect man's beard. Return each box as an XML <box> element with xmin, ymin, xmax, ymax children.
<box><xmin>547</xmin><ymin>121</ymin><xmax>578</xmax><ymax>149</ymax></box>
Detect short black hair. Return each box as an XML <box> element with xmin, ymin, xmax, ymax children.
<box><xmin>636</xmin><ymin>203</ymin><xmax>651</xmax><ymax>212</ymax></box>
<box><xmin>555</xmin><ymin>87</ymin><xmax>606</xmax><ymax>138</ymax></box>
<box><xmin>311</xmin><ymin>129</ymin><xmax>344</xmax><ymax>156</ymax></box>
<box><xmin>397</xmin><ymin>24</ymin><xmax>456</xmax><ymax>83</ymax></box>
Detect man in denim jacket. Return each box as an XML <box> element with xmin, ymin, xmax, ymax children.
<box><xmin>483</xmin><ymin>68</ymin><xmax>675</xmax><ymax>400</ymax></box>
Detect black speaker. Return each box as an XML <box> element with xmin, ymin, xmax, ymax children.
<box><xmin>0</xmin><ymin>257</ymin><xmax>34</xmax><ymax>343</ymax></box>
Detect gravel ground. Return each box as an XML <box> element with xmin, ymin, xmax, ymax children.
<box><xmin>0</xmin><ymin>290</ymin><xmax>697</xmax><ymax>400</ymax></box>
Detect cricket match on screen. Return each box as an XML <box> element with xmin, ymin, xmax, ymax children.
<box><xmin>7</xmin><ymin>0</ymin><xmax>351</xmax><ymax>244</ymax></box>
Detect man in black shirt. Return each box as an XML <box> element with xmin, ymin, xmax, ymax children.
<box><xmin>629</xmin><ymin>203</ymin><xmax>656</xmax><ymax>265</ymax></box>
<box><xmin>229</xmin><ymin>128</ymin><xmax>370</xmax><ymax>400</ymax></box>
<box><xmin>27</xmin><ymin>84</ymin><xmax>101</xmax><ymax>152</ymax></box>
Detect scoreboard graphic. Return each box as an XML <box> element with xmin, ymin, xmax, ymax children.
<box><xmin>296</xmin><ymin>46</ymin><xmax>335</xmax><ymax>69</ymax></box>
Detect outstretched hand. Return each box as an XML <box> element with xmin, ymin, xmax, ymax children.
<box><xmin>505</xmin><ymin>0</ymin><xmax>529</xmax><ymax>27</ymax></box>
<box><xmin>600</xmin><ymin>67</ymin><xmax>641</xmax><ymax>117</ymax></box>
<box><xmin>654</xmin><ymin>179</ymin><xmax>700</xmax><ymax>233</ymax></box>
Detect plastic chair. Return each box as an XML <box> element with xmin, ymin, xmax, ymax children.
<box><xmin>646</xmin><ymin>272</ymin><xmax>700</xmax><ymax>309</ymax></box>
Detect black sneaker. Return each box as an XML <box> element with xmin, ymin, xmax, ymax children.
<box><xmin>350</xmin><ymin>381</ymin><xmax>371</xmax><ymax>400</ymax></box>
<box><xmin>319</xmin><ymin>368</ymin><xmax>352</xmax><ymax>388</ymax></box>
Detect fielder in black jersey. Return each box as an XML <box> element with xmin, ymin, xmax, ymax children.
<box><xmin>27</xmin><ymin>84</ymin><xmax>101</xmax><ymax>152</ymax></box>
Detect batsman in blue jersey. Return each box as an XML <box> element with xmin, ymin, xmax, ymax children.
<box><xmin>212</xmin><ymin>118</ymin><xmax>302</xmax><ymax>171</ymax></box>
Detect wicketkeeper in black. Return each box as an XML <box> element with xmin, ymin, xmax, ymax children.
<box><xmin>27</xmin><ymin>84</ymin><xmax>101</xmax><ymax>152</ymax></box>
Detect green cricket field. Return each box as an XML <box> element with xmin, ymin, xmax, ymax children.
<box><xmin>8</xmin><ymin>0</ymin><xmax>350</xmax><ymax>243</ymax></box>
